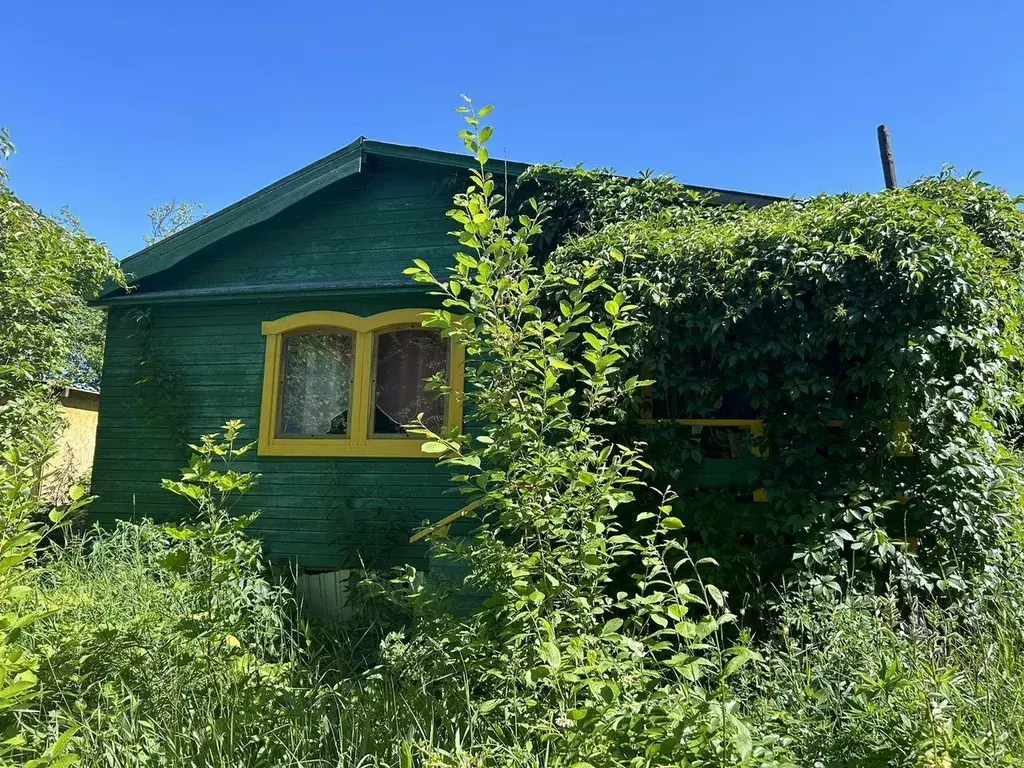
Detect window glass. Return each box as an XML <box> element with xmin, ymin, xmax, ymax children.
<box><xmin>372</xmin><ymin>328</ymin><xmax>447</xmax><ymax>436</ymax></box>
<box><xmin>278</xmin><ymin>331</ymin><xmax>354</xmax><ymax>437</ymax></box>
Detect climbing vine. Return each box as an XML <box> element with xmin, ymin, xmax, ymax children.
<box><xmin>530</xmin><ymin>166</ymin><xmax>1024</xmax><ymax>601</ymax></box>
<box><xmin>123</xmin><ymin>308</ymin><xmax>192</xmax><ymax>451</ymax></box>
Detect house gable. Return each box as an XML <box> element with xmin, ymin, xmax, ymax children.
<box><xmin>97</xmin><ymin>138</ymin><xmax>783</xmax><ymax>304</ymax></box>
<box><xmin>136</xmin><ymin>156</ymin><xmax>463</xmax><ymax>298</ymax></box>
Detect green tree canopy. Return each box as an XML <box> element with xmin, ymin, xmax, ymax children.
<box><xmin>0</xmin><ymin>130</ymin><xmax>123</xmax><ymax>448</ymax></box>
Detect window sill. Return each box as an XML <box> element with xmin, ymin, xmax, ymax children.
<box><xmin>257</xmin><ymin>437</ymin><xmax>439</xmax><ymax>458</ymax></box>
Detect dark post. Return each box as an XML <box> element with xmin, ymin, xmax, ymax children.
<box><xmin>877</xmin><ymin>124</ymin><xmax>898</xmax><ymax>189</ymax></box>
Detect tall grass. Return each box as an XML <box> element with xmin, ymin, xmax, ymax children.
<box><xmin>12</xmin><ymin>515</ymin><xmax>1024</xmax><ymax>767</ymax></box>
<box><xmin>0</xmin><ymin>505</ymin><xmax>1015</xmax><ymax>768</ymax></box>
<box><xmin>20</xmin><ymin>520</ymin><xmax>475</xmax><ymax>767</ymax></box>
<box><xmin>737</xmin><ymin>582</ymin><xmax>1024</xmax><ymax>767</ymax></box>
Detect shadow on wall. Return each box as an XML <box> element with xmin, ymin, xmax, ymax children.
<box><xmin>42</xmin><ymin>386</ymin><xmax>100</xmax><ymax>503</ymax></box>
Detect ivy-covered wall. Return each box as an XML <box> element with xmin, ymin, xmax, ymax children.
<box><xmin>536</xmin><ymin>168</ymin><xmax>1024</xmax><ymax>599</ymax></box>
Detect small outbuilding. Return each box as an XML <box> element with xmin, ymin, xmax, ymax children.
<box><xmin>90</xmin><ymin>139</ymin><xmax>777</xmax><ymax>574</ymax></box>
<box><xmin>42</xmin><ymin>385</ymin><xmax>101</xmax><ymax>503</ymax></box>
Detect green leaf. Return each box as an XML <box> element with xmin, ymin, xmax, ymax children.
<box><xmin>48</xmin><ymin>507</ymin><xmax>67</xmax><ymax>524</ymax></box>
<box><xmin>163</xmin><ymin>525</ymin><xmax>197</xmax><ymax>541</ymax></box>
<box><xmin>539</xmin><ymin>640</ymin><xmax>561</xmax><ymax>670</ymax></box>
<box><xmin>160</xmin><ymin>548</ymin><xmax>189</xmax><ymax>574</ymax></box>
<box><xmin>723</xmin><ymin>646</ymin><xmax>764</xmax><ymax>678</ymax></box>
<box><xmin>705</xmin><ymin>584</ymin><xmax>725</xmax><ymax>607</ymax></box>
<box><xmin>601</xmin><ymin>618</ymin><xmax>624</xmax><ymax>635</ymax></box>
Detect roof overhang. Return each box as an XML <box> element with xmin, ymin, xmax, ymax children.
<box><xmin>95</xmin><ymin>137</ymin><xmax>785</xmax><ymax>305</ymax></box>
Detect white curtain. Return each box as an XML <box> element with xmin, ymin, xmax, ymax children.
<box><xmin>279</xmin><ymin>332</ymin><xmax>354</xmax><ymax>436</ymax></box>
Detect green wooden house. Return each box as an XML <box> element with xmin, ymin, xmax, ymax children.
<box><xmin>90</xmin><ymin>138</ymin><xmax>779</xmax><ymax>577</ymax></box>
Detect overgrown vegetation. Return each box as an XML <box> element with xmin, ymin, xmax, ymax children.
<box><xmin>2</xmin><ymin>104</ymin><xmax>1024</xmax><ymax>766</ymax></box>
<box><xmin>532</xmin><ymin>166</ymin><xmax>1024</xmax><ymax>606</ymax></box>
<box><xmin>0</xmin><ymin>130</ymin><xmax>123</xmax><ymax>443</ymax></box>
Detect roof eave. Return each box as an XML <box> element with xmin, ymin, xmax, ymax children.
<box><xmin>100</xmin><ymin>137</ymin><xmax>367</xmax><ymax>299</ymax></box>
<box><xmin>100</xmin><ymin>137</ymin><xmax>786</xmax><ymax>302</ymax></box>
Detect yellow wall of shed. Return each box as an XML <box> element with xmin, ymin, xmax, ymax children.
<box><xmin>43</xmin><ymin>391</ymin><xmax>100</xmax><ymax>500</ymax></box>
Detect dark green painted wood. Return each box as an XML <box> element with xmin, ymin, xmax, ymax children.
<box><xmin>97</xmin><ymin>138</ymin><xmax>784</xmax><ymax>301</ymax></box>
<box><xmin>90</xmin><ymin>161</ymin><xmax>466</xmax><ymax>571</ymax></box>
<box><xmin>141</xmin><ymin>159</ymin><xmax>460</xmax><ymax>296</ymax></box>
<box><xmin>101</xmin><ymin>142</ymin><xmax>364</xmax><ymax>295</ymax></box>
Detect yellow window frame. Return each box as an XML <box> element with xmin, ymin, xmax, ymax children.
<box><xmin>637</xmin><ymin>417</ymin><xmax>912</xmax><ymax>503</ymax></box>
<box><xmin>258</xmin><ymin>309</ymin><xmax>465</xmax><ymax>458</ymax></box>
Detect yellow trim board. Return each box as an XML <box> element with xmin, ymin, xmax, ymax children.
<box><xmin>637</xmin><ymin>418</ymin><xmax>764</xmax><ymax>428</ymax></box>
<box><xmin>258</xmin><ymin>308</ymin><xmax>465</xmax><ymax>458</ymax></box>
<box><xmin>409</xmin><ymin>497</ymin><xmax>487</xmax><ymax>543</ymax></box>
<box><xmin>262</xmin><ymin>308</ymin><xmax>432</xmax><ymax>336</ymax></box>
<box><xmin>635</xmin><ymin>417</ymin><xmax>912</xmax><ymax>502</ymax></box>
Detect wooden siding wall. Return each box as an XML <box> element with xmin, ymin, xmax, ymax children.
<box><xmin>90</xmin><ymin>159</ymin><xmax>466</xmax><ymax>570</ymax></box>
<box><xmin>146</xmin><ymin>158</ymin><xmax>462</xmax><ymax>291</ymax></box>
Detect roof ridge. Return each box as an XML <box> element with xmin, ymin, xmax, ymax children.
<box><xmin>96</xmin><ymin>138</ymin><xmax>785</xmax><ymax>302</ymax></box>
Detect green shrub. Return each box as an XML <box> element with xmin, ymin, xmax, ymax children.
<box><xmin>398</xmin><ymin>98</ymin><xmax>792</xmax><ymax>767</ymax></box>
<box><xmin>10</xmin><ymin>423</ymin><xmax>487</xmax><ymax>766</ymax></box>
<box><xmin>19</xmin><ymin>423</ymin><xmax>326</xmax><ymax>765</ymax></box>
<box><xmin>536</xmin><ymin>165</ymin><xmax>1024</xmax><ymax>603</ymax></box>
<box><xmin>736</xmin><ymin>581</ymin><xmax>1024</xmax><ymax>767</ymax></box>
<box><xmin>0</xmin><ymin>129</ymin><xmax>123</xmax><ymax>450</ymax></box>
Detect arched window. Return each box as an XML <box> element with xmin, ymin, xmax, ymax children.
<box><xmin>258</xmin><ymin>310</ymin><xmax>464</xmax><ymax>457</ymax></box>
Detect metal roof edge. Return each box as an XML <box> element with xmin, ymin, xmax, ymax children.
<box><xmin>92</xmin><ymin>278</ymin><xmax>427</xmax><ymax>307</ymax></box>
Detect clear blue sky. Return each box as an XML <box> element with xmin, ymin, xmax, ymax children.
<box><xmin>3</xmin><ymin>1</ymin><xmax>1022</xmax><ymax>257</ymax></box>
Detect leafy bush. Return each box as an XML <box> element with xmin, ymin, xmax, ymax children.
<box><xmin>397</xmin><ymin>98</ymin><xmax>792</xmax><ymax>767</ymax></box>
<box><xmin>535</xmin><ymin>164</ymin><xmax>1024</xmax><ymax>602</ymax></box>
<box><xmin>0</xmin><ymin>130</ymin><xmax>123</xmax><ymax>450</ymax></box>
<box><xmin>19</xmin><ymin>423</ymin><xmax>323</xmax><ymax>765</ymax></box>
<box><xmin>6</xmin><ymin>422</ymin><xmax>547</xmax><ymax>766</ymax></box>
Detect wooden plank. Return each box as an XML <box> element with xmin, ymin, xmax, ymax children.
<box><xmin>298</xmin><ymin>570</ymin><xmax>352</xmax><ymax>622</ymax></box>
<box><xmin>107</xmin><ymin>142</ymin><xmax>364</xmax><ymax>292</ymax></box>
<box><xmin>409</xmin><ymin>497</ymin><xmax>487</xmax><ymax>543</ymax></box>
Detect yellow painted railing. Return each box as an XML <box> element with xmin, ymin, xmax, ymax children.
<box><xmin>409</xmin><ymin>497</ymin><xmax>486</xmax><ymax>543</ymax></box>
<box><xmin>409</xmin><ymin>419</ymin><xmax>912</xmax><ymax>540</ymax></box>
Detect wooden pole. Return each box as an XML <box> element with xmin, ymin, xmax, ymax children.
<box><xmin>877</xmin><ymin>124</ymin><xmax>898</xmax><ymax>189</ymax></box>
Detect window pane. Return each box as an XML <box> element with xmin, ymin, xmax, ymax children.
<box><xmin>279</xmin><ymin>332</ymin><xmax>354</xmax><ymax>437</ymax></box>
<box><xmin>372</xmin><ymin>329</ymin><xmax>447</xmax><ymax>436</ymax></box>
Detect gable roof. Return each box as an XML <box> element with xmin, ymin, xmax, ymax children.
<box><xmin>98</xmin><ymin>137</ymin><xmax>785</xmax><ymax>302</ymax></box>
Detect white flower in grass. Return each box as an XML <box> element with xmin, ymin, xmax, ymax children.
<box><xmin>555</xmin><ymin>716</ymin><xmax>574</xmax><ymax>729</ymax></box>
